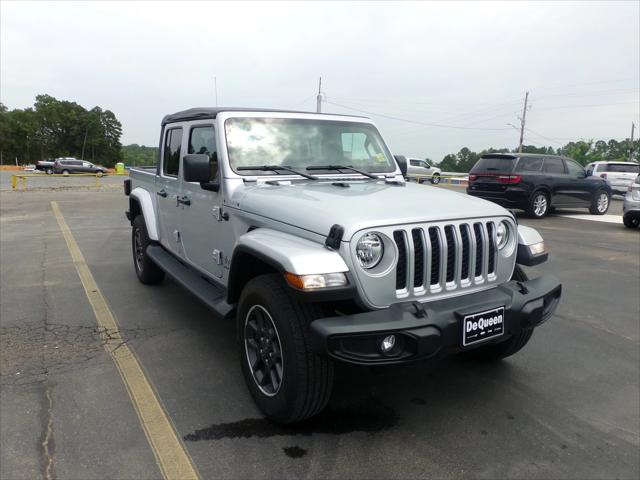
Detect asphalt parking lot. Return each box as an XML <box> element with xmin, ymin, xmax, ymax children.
<box><xmin>1</xmin><ymin>177</ymin><xmax>638</xmax><ymax>480</ymax></box>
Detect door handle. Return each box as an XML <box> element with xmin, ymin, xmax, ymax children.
<box><xmin>157</xmin><ymin>189</ymin><xmax>167</xmax><ymax>197</ymax></box>
<box><xmin>176</xmin><ymin>195</ymin><xmax>191</xmax><ymax>206</ymax></box>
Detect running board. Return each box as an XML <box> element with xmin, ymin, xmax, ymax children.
<box><xmin>146</xmin><ymin>245</ymin><xmax>234</xmax><ymax>318</ymax></box>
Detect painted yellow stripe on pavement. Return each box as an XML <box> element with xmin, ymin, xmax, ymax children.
<box><xmin>51</xmin><ymin>201</ymin><xmax>199</xmax><ymax>480</ymax></box>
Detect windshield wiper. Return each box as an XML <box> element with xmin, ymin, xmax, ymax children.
<box><xmin>237</xmin><ymin>165</ymin><xmax>318</xmax><ymax>180</ymax></box>
<box><xmin>306</xmin><ymin>165</ymin><xmax>380</xmax><ymax>180</ymax></box>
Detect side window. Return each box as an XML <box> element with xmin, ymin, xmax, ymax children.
<box><xmin>542</xmin><ymin>157</ymin><xmax>565</xmax><ymax>174</ymax></box>
<box><xmin>188</xmin><ymin>126</ymin><xmax>218</xmax><ymax>179</ymax></box>
<box><xmin>515</xmin><ymin>157</ymin><xmax>543</xmax><ymax>172</ymax></box>
<box><xmin>163</xmin><ymin>127</ymin><xmax>183</xmax><ymax>177</ymax></box>
<box><xmin>566</xmin><ymin>159</ymin><xmax>585</xmax><ymax>176</ymax></box>
<box><xmin>422</xmin><ymin>161</ymin><xmax>431</xmax><ymax>168</ymax></box>
<box><xmin>410</xmin><ymin>160</ymin><xmax>419</xmax><ymax>166</ymax></box>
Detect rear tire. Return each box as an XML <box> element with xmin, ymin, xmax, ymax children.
<box><xmin>62</xmin><ymin>169</ymin><xmax>70</xmax><ymax>176</ymax></box>
<box><xmin>623</xmin><ymin>213</ymin><xmax>639</xmax><ymax>228</ymax></box>
<box><xmin>589</xmin><ymin>190</ymin><xmax>610</xmax><ymax>215</ymax></box>
<box><xmin>431</xmin><ymin>173</ymin><xmax>441</xmax><ymax>184</ymax></box>
<box><xmin>46</xmin><ymin>168</ymin><xmax>53</xmax><ymax>175</ymax></box>
<box><xmin>237</xmin><ymin>274</ymin><xmax>334</xmax><ymax>423</ymax></box>
<box><xmin>96</xmin><ymin>171</ymin><xmax>104</xmax><ymax>177</ymax></box>
<box><xmin>459</xmin><ymin>265</ymin><xmax>534</xmax><ymax>361</ymax></box>
<box><xmin>526</xmin><ymin>191</ymin><xmax>549</xmax><ymax>218</ymax></box>
<box><xmin>132</xmin><ymin>215</ymin><xmax>165</xmax><ymax>285</ymax></box>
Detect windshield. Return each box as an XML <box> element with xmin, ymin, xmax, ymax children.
<box><xmin>225</xmin><ymin>117</ymin><xmax>396</xmax><ymax>175</ymax></box>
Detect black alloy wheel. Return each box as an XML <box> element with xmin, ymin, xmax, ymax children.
<box><xmin>244</xmin><ymin>305</ymin><xmax>284</xmax><ymax>396</ymax></box>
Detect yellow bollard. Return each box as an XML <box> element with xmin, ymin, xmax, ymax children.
<box><xmin>21</xmin><ymin>176</ymin><xmax>26</xmax><ymax>190</ymax></box>
<box><xmin>95</xmin><ymin>174</ymin><xmax>99</xmax><ymax>188</ymax></box>
<box><xmin>11</xmin><ymin>175</ymin><xmax>17</xmax><ymax>190</ymax></box>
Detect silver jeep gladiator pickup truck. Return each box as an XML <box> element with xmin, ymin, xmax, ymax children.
<box><xmin>124</xmin><ymin>108</ymin><xmax>561</xmax><ymax>423</ymax></box>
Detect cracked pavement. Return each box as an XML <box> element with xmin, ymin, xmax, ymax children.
<box><xmin>1</xmin><ymin>185</ymin><xmax>638</xmax><ymax>480</ymax></box>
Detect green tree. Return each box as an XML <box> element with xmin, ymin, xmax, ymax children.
<box><xmin>0</xmin><ymin>94</ymin><xmax>123</xmax><ymax>166</ymax></box>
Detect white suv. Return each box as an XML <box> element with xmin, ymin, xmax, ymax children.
<box><xmin>585</xmin><ymin>161</ymin><xmax>639</xmax><ymax>195</ymax></box>
<box><xmin>407</xmin><ymin>158</ymin><xmax>441</xmax><ymax>184</ymax></box>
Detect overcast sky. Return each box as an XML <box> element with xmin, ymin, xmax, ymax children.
<box><xmin>1</xmin><ymin>1</ymin><xmax>638</xmax><ymax>161</ymax></box>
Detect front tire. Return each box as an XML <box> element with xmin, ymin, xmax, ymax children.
<box><xmin>132</xmin><ymin>216</ymin><xmax>165</xmax><ymax>285</ymax></box>
<box><xmin>459</xmin><ymin>265</ymin><xmax>534</xmax><ymax>361</ymax></box>
<box><xmin>527</xmin><ymin>191</ymin><xmax>549</xmax><ymax>218</ymax></box>
<box><xmin>62</xmin><ymin>169</ymin><xmax>70</xmax><ymax>176</ymax></box>
<box><xmin>431</xmin><ymin>173</ymin><xmax>441</xmax><ymax>184</ymax></box>
<box><xmin>589</xmin><ymin>190</ymin><xmax>610</xmax><ymax>215</ymax></box>
<box><xmin>46</xmin><ymin>168</ymin><xmax>53</xmax><ymax>175</ymax></box>
<box><xmin>237</xmin><ymin>274</ymin><xmax>334</xmax><ymax>423</ymax></box>
<box><xmin>623</xmin><ymin>213</ymin><xmax>639</xmax><ymax>228</ymax></box>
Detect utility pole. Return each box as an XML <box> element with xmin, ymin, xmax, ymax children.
<box><xmin>518</xmin><ymin>91</ymin><xmax>529</xmax><ymax>153</ymax></box>
<box><xmin>214</xmin><ymin>76</ymin><xmax>218</xmax><ymax>107</ymax></box>
<box><xmin>316</xmin><ymin>77</ymin><xmax>322</xmax><ymax>113</ymax></box>
<box><xmin>630</xmin><ymin>121</ymin><xmax>636</xmax><ymax>162</ymax></box>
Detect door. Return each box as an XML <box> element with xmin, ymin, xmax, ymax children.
<box><xmin>179</xmin><ymin>123</ymin><xmax>224</xmax><ymax>278</ymax></box>
<box><xmin>564</xmin><ymin>158</ymin><xmax>592</xmax><ymax>205</ymax></box>
<box><xmin>156</xmin><ymin>126</ymin><xmax>185</xmax><ymax>257</ymax></box>
<box><xmin>541</xmin><ymin>157</ymin><xmax>570</xmax><ymax>205</ymax></box>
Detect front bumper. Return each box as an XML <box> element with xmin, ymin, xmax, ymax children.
<box><xmin>310</xmin><ymin>274</ymin><xmax>561</xmax><ymax>365</ymax></box>
<box><xmin>623</xmin><ymin>195</ymin><xmax>640</xmax><ymax>215</ymax></box>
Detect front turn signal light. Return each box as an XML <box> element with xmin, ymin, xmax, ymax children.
<box><xmin>284</xmin><ymin>272</ymin><xmax>347</xmax><ymax>290</ymax></box>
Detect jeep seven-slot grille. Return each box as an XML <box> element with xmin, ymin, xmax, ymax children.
<box><xmin>392</xmin><ymin>221</ymin><xmax>498</xmax><ymax>296</ymax></box>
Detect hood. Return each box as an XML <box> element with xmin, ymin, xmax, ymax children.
<box><xmin>230</xmin><ymin>180</ymin><xmax>510</xmax><ymax>240</ymax></box>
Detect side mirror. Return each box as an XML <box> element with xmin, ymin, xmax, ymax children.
<box><xmin>394</xmin><ymin>155</ymin><xmax>408</xmax><ymax>176</ymax></box>
<box><xmin>183</xmin><ymin>154</ymin><xmax>211</xmax><ymax>183</ymax></box>
<box><xmin>586</xmin><ymin>169</ymin><xmax>593</xmax><ymax>177</ymax></box>
<box><xmin>184</xmin><ymin>153</ymin><xmax>221</xmax><ymax>192</ymax></box>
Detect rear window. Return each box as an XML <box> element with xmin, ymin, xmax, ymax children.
<box><xmin>605</xmin><ymin>163</ymin><xmax>639</xmax><ymax>173</ymax></box>
<box><xmin>471</xmin><ymin>156</ymin><xmax>516</xmax><ymax>173</ymax></box>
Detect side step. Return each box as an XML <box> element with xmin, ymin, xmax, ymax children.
<box><xmin>146</xmin><ymin>245</ymin><xmax>234</xmax><ymax>319</ymax></box>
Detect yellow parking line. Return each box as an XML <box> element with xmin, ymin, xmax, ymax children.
<box><xmin>51</xmin><ymin>201</ymin><xmax>199</xmax><ymax>480</ymax></box>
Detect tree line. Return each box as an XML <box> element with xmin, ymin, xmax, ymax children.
<box><xmin>0</xmin><ymin>95</ymin><xmax>123</xmax><ymax>167</ymax></box>
<box><xmin>2</xmin><ymin>95</ymin><xmax>637</xmax><ymax>172</ymax></box>
<box><xmin>437</xmin><ymin>139</ymin><xmax>639</xmax><ymax>173</ymax></box>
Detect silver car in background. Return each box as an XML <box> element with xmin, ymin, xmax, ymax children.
<box><xmin>406</xmin><ymin>158</ymin><xmax>442</xmax><ymax>184</ymax></box>
<box><xmin>623</xmin><ymin>174</ymin><xmax>640</xmax><ymax>229</ymax></box>
<box><xmin>586</xmin><ymin>161</ymin><xmax>639</xmax><ymax>195</ymax></box>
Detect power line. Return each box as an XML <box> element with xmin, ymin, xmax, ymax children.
<box><xmin>531</xmin><ymin>101</ymin><xmax>638</xmax><ymax>112</ymax></box>
<box><xmin>324</xmin><ymin>100</ymin><xmax>512</xmax><ymax>131</ymax></box>
<box><xmin>523</xmin><ymin>127</ymin><xmax>568</xmax><ymax>146</ymax></box>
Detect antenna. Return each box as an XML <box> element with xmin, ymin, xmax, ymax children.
<box><xmin>316</xmin><ymin>77</ymin><xmax>323</xmax><ymax>113</ymax></box>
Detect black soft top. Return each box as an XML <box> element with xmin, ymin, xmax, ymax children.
<box><xmin>161</xmin><ymin>107</ymin><xmax>364</xmax><ymax>126</ymax></box>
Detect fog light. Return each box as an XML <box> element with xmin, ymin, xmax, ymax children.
<box><xmin>380</xmin><ymin>335</ymin><xmax>396</xmax><ymax>354</ymax></box>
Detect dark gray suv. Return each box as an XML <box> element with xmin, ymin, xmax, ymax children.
<box><xmin>53</xmin><ymin>158</ymin><xmax>108</xmax><ymax>175</ymax></box>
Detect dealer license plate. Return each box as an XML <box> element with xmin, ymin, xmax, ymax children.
<box><xmin>462</xmin><ymin>307</ymin><xmax>505</xmax><ymax>346</ymax></box>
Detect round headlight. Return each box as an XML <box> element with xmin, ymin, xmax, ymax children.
<box><xmin>496</xmin><ymin>221</ymin><xmax>510</xmax><ymax>249</ymax></box>
<box><xmin>356</xmin><ymin>233</ymin><xmax>384</xmax><ymax>269</ymax></box>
